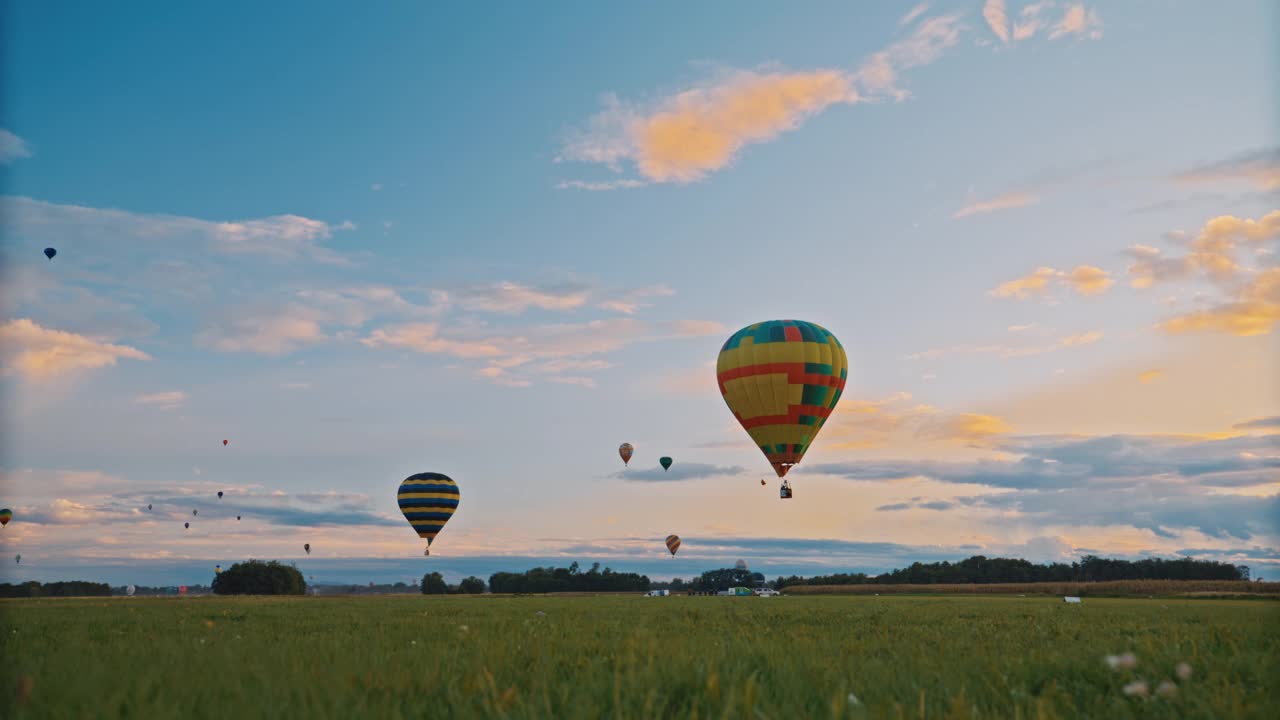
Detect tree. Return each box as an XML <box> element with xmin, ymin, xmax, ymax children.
<box><xmin>211</xmin><ymin>560</ymin><xmax>305</xmax><ymax>595</ymax></box>
<box><xmin>421</xmin><ymin>571</ymin><xmax>449</xmax><ymax>595</ymax></box>
<box><xmin>458</xmin><ymin>576</ymin><xmax>487</xmax><ymax>594</ymax></box>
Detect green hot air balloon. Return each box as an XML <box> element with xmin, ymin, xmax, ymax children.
<box><xmin>397</xmin><ymin>472</ymin><xmax>460</xmax><ymax>557</ymax></box>
<box><xmin>659</xmin><ymin>456</ymin><xmax>673</xmax><ymax>471</ymax></box>
<box><xmin>0</xmin><ymin>508</ymin><xmax>12</xmax><ymax>527</ymax></box>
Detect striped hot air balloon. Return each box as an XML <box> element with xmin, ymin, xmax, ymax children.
<box><xmin>618</xmin><ymin>443</ymin><xmax>634</xmax><ymax>466</ymax></box>
<box><xmin>664</xmin><ymin>535</ymin><xmax>681</xmax><ymax>556</ymax></box>
<box><xmin>397</xmin><ymin>472</ymin><xmax>460</xmax><ymax>556</ymax></box>
<box><xmin>716</xmin><ymin>320</ymin><xmax>847</xmax><ymax>481</ymax></box>
<box><xmin>0</xmin><ymin>508</ymin><xmax>12</xmax><ymax>527</ymax></box>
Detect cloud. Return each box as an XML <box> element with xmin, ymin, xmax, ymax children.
<box><xmin>916</xmin><ymin>413</ymin><xmax>1014</xmax><ymax>445</ymax></box>
<box><xmin>0</xmin><ymin>129</ymin><xmax>32</xmax><ymax>164</ymax></box>
<box><xmin>983</xmin><ymin>0</ymin><xmax>1010</xmax><ymax>44</ymax></box>
<box><xmin>1159</xmin><ymin>267</ymin><xmax>1280</xmax><ymax>337</ymax></box>
<box><xmin>559</xmin><ymin>13</ymin><xmax>961</xmax><ymax>185</ymax></box>
<box><xmin>1233</xmin><ymin>416</ymin><xmax>1280</xmax><ymax>431</ymax></box>
<box><xmin>197</xmin><ymin>304</ymin><xmax>328</xmax><ymax>355</ymax></box>
<box><xmin>362</xmin><ymin>318</ymin><xmax>724</xmax><ymax>386</ymax></box>
<box><xmin>1048</xmin><ymin>3</ymin><xmax>1103</xmax><ymax>40</ymax></box>
<box><xmin>819</xmin><ymin>393</ymin><xmax>1014</xmax><ymax>450</ymax></box>
<box><xmin>1</xmin><ymin>196</ymin><xmax>353</xmax><ymax>264</ymax></box>
<box><xmin>990</xmin><ymin>265</ymin><xmax>1113</xmax><ymax>299</ymax></box>
<box><xmin>952</xmin><ymin>191</ymin><xmax>1037</xmax><ymax>218</ymax></box>
<box><xmin>1013</xmin><ymin>2</ymin><xmax>1051</xmax><ymax>41</ymax></box>
<box><xmin>0</xmin><ymin>319</ymin><xmax>150</xmax><ymax>380</ymax></box>
<box><xmin>610</xmin><ymin>462</ymin><xmax>746</xmax><ymax>482</ymax></box>
<box><xmin>556</xmin><ymin>180</ymin><xmax>647</xmax><ymax>191</ymax></box>
<box><xmin>900</xmin><ymin>3</ymin><xmax>930</xmax><ymax>27</ymax></box>
<box><xmin>1174</xmin><ymin>148</ymin><xmax>1280</xmax><ymax>192</ymax></box>
<box><xmin>134</xmin><ymin>391</ymin><xmax>187</xmax><ymax>409</ymax></box>
<box><xmin>908</xmin><ymin>329</ymin><xmax>1102</xmax><ymax>360</ymax></box>
<box><xmin>452</xmin><ymin>281</ymin><xmax>592</xmax><ymax>314</ymax></box>
<box><xmin>1137</xmin><ymin>369</ymin><xmax>1164</xmax><ymax>385</ymax></box>
<box><xmin>596</xmin><ymin>285</ymin><xmax>676</xmax><ymax>314</ymax></box>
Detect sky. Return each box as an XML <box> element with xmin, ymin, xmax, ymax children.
<box><xmin>1</xmin><ymin>1</ymin><xmax>1277</xmax><ymax>587</ymax></box>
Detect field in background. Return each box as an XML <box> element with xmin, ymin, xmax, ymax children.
<box><xmin>2</xmin><ymin>595</ymin><xmax>1277</xmax><ymax>719</ymax></box>
<box><xmin>783</xmin><ymin>580</ymin><xmax>1280</xmax><ymax>597</ymax></box>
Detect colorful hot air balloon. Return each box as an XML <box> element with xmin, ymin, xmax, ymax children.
<box><xmin>659</xmin><ymin>456</ymin><xmax>673</xmax><ymax>471</ymax></box>
<box><xmin>0</xmin><ymin>508</ymin><xmax>12</xmax><ymax>527</ymax></box>
<box><xmin>43</xmin><ymin>247</ymin><xmax>56</xmax><ymax>260</ymax></box>
<box><xmin>215</xmin><ymin>565</ymin><xmax>222</xmax><ymax>575</ymax></box>
<box><xmin>304</xmin><ymin>543</ymin><xmax>311</xmax><ymax>555</ymax></box>
<box><xmin>217</xmin><ymin>491</ymin><xmax>223</xmax><ymax>499</ymax></box>
<box><xmin>664</xmin><ymin>535</ymin><xmax>681</xmax><ymax>556</ymax></box>
<box><xmin>397</xmin><ymin>472</ymin><xmax>460</xmax><ymax>557</ymax></box>
<box><xmin>716</xmin><ymin>320</ymin><xmax>847</xmax><ymax>481</ymax></box>
<box><xmin>223</xmin><ymin>440</ymin><xmax>228</xmax><ymax>446</ymax></box>
<box><xmin>618</xmin><ymin>443</ymin><xmax>634</xmax><ymax>466</ymax></box>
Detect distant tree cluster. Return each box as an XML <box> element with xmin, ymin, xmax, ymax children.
<box><xmin>486</xmin><ymin>562</ymin><xmax>649</xmax><ymax>594</ymax></box>
<box><xmin>211</xmin><ymin>560</ymin><xmax>306</xmax><ymax>595</ymax></box>
<box><xmin>0</xmin><ymin>581</ymin><xmax>111</xmax><ymax>598</ymax></box>
<box><xmin>773</xmin><ymin>555</ymin><xmax>1250</xmax><ymax>589</ymax></box>
<box><xmin>651</xmin><ymin>568</ymin><xmax>767</xmax><ymax>593</ymax></box>
<box><xmin>420</xmin><ymin>572</ymin><xmax>489</xmax><ymax>595</ymax></box>
<box><xmin>110</xmin><ymin>585</ymin><xmax>212</xmax><ymax>596</ymax></box>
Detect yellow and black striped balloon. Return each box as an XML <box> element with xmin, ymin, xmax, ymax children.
<box><xmin>398</xmin><ymin>472</ymin><xmax>460</xmax><ymax>547</ymax></box>
<box><xmin>664</xmin><ymin>534</ymin><xmax>681</xmax><ymax>556</ymax></box>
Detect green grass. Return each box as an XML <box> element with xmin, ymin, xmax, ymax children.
<box><xmin>2</xmin><ymin>595</ymin><xmax>1277</xmax><ymax>719</ymax></box>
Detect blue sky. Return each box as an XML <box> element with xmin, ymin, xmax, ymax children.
<box><xmin>1</xmin><ymin>1</ymin><xmax>1277</xmax><ymax>586</ymax></box>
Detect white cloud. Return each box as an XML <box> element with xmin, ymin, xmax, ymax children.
<box><xmin>134</xmin><ymin>391</ymin><xmax>187</xmax><ymax>409</ymax></box>
<box><xmin>1049</xmin><ymin>3</ymin><xmax>1103</xmax><ymax>40</ymax></box>
<box><xmin>0</xmin><ymin>318</ymin><xmax>150</xmax><ymax>380</ymax></box>
<box><xmin>953</xmin><ymin>191</ymin><xmax>1038</xmax><ymax>218</ymax></box>
<box><xmin>983</xmin><ymin>0</ymin><xmax>1010</xmax><ymax>44</ymax></box>
<box><xmin>0</xmin><ymin>129</ymin><xmax>32</xmax><ymax>164</ymax></box>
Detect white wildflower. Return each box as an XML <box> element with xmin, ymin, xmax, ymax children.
<box><xmin>1175</xmin><ymin>662</ymin><xmax>1192</xmax><ymax>681</ymax></box>
<box><xmin>1156</xmin><ymin>681</ymin><xmax>1177</xmax><ymax>698</ymax></box>
<box><xmin>1122</xmin><ymin>680</ymin><xmax>1149</xmax><ymax>697</ymax></box>
<box><xmin>1105</xmin><ymin>652</ymin><xmax>1138</xmax><ymax>671</ymax></box>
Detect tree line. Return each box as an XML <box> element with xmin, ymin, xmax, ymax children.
<box><xmin>0</xmin><ymin>581</ymin><xmax>112</xmax><ymax>598</ymax></box>
<box><xmin>483</xmin><ymin>562</ymin><xmax>650</xmax><ymax>594</ymax></box>
<box><xmin>772</xmin><ymin>555</ymin><xmax>1250</xmax><ymax>589</ymax></box>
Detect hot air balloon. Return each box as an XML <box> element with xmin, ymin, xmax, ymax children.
<box><xmin>43</xmin><ymin>247</ymin><xmax>56</xmax><ymax>260</ymax></box>
<box><xmin>659</xmin><ymin>456</ymin><xmax>673</xmax><ymax>471</ymax></box>
<box><xmin>215</xmin><ymin>565</ymin><xmax>222</xmax><ymax>575</ymax></box>
<box><xmin>304</xmin><ymin>543</ymin><xmax>311</xmax><ymax>555</ymax></box>
<box><xmin>618</xmin><ymin>443</ymin><xmax>634</xmax><ymax>466</ymax></box>
<box><xmin>192</xmin><ymin>509</ymin><xmax>198</xmax><ymax>516</ymax></box>
<box><xmin>184</xmin><ymin>522</ymin><xmax>189</xmax><ymax>529</ymax></box>
<box><xmin>735</xmin><ymin>559</ymin><xmax>749</xmax><ymax>570</ymax></box>
<box><xmin>0</xmin><ymin>508</ymin><xmax>12</xmax><ymax>527</ymax></box>
<box><xmin>217</xmin><ymin>491</ymin><xmax>223</xmax><ymax>499</ymax></box>
<box><xmin>397</xmin><ymin>472</ymin><xmax>460</xmax><ymax>557</ymax></box>
<box><xmin>664</xmin><ymin>535</ymin><xmax>681</xmax><ymax>556</ymax></box>
<box><xmin>236</xmin><ymin>515</ymin><xmax>241</xmax><ymax>521</ymax></box>
<box><xmin>223</xmin><ymin>439</ymin><xmax>228</xmax><ymax>446</ymax></box>
<box><xmin>15</xmin><ymin>554</ymin><xmax>20</xmax><ymax>564</ymax></box>
<box><xmin>147</xmin><ymin>504</ymin><xmax>152</xmax><ymax>511</ymax></box>
<box><xmin>760</xmin><ymin>479</ymin><xmax>766</xmax><ymax>486</ymax></box>
<box><xmin>126</xmin><ymin>585</ymin><xmax>136</xmax><ymax>597</ymax></box>
<box><xmin>716</xmin><ymin>320</ymin><xmax>847</xmax><ymax>494</ymax></box>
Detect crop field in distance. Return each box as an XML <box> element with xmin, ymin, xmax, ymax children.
<box><xmin>2</xmin><ymin>594</ymin><xmax>1277</xmax><ymax>719</ymax></box>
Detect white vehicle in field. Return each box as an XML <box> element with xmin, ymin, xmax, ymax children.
<box><xmin>645</xmin><ymin>589</ymin><xmax>670</xmax><ymax>597</ymax></box>
<box><xmin>754</xmin><ymin>588</ymin><xmax>781</xmax><ymax>597</ymax></box>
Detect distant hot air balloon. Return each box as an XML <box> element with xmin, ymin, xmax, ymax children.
<box><xmin>304</xmin><ymin>543</ymin><xmax>311</xmax><ymax>555</ymax></box>
<box><xmin>215</xmin><ymin>565</ymin><xmax>221</xmax><ymax>575</ymax></box>
<box><xmin>760</xmin><ymin>478</ymin><xmax>766</xmax><ymax>486</ymax></box>
<box><xmin>147</xmin><ymin>504</ymin><xmax>152</xmax><ymax>511</ymax></box>
<box><xmin>659</xmin><ymin>456</ymin><xmax>673</xmax><ymax>471</ymax></box>
<box><xmin>735</xmin><ymin>559</ymin><xmax>749</xmax><ymax>570</ymax></box>
<box><xmin>184</xmin><ymin>522</ymin><xmax>189</xmax><ymax>529</ymax></box>
<box><xmin>397</xmin><ymin>472</ymin><xmax>460</xmax><ymax>557</ymax></box>
<box><xmin>223</xmin><ymin>439</ymin><xmax>228</xmax><ymax>446</ymax></box>
<box><xmin>618</xmin><ymin>443</ymin><xmax>634</xmax><ymax>466</ymax></box>
<box><xmin>716</xmin><ymin>320</ymin><xmax>847</xmax><ymax>491</ymax></box>
<box><xmin>43</xmin><ymin>247</ymin><xmax>56</xmax><ymax>260</ymax></box>
<box><xmin>126</xmin><ymin>585</ymin><xmax>136</xmax><ymax>597</ymax></box>
<box><xmin>179</xmin><ymin>585</ymin><xmax>188</xmax><ymax>596</ymax></box>
<box><xmin>664</xmin><ymin>535</ymin><xmax>681</xmax><ymax>556</ymax></box>
<box><xmin>217</xmin><ymin>491</ymin><xmax>223</xmax><ymax>499</ymax></box>
<box><xmin>15</xmin><ymin>554</ymin><xmax>21</xmax><ymax>564</ymax></box>
<box><xmin>192</xmin><ymin>509</ymin><xmax>198</xmax><ymax>516</ymax></box>
<box><xmin>0</xmin><ymin>508</ymin><xmax>12</xmax><ymax>527</ymax></box>
<box><xmin>236</xmin><ymin>515</ymin><xmax>241</xmax><ymax>521</ymax></box>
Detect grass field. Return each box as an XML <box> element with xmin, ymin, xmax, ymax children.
<box><xmin>2</xmin><ymin>595</ymin><xmax>1277</xmax><ymax>719</ymax></box>
<box><xmin>782</xmin><ymin>580</ymin><xmax>1280</xmax><ymax>597</ymax></box>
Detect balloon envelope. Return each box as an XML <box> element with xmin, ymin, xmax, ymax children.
<box><xmin>43</xmin><ymin>247</ymin><xmax>56</xmax><ymax>260</ymax></box>
<box><xmin>665</xmin><ymin>534</ymin><xmax>681</xmax><ymax>556</ymax></box>
<box><xmin>223</xmin><ymin>440</ymin><xmax>228</xmax><ymax>446</ymax></box>
<box><xmin>217</xmin><ymin>491</ymin><xmax>223</xmax><ymax>499</ymax></box>
<box><xmin>735</xmin><ymin>559</ymin><xmax>749</xmax><ymax>570</ymax></box>
<box><xmin>716</xmin><ymin>320</ymin><xmax>847</xmax><ymax>478</ymax></box>
<box><xmin>618</xmin><ymin>443</ymin><xmax>634</xmax><ymax>466</ymax></box>
<box><xmin>659</xmin><ymin>456</ymin><xmax>673</xmax><ymax>471</ymax></box>
<box><xmin>304</xmin><ymin>543</ymin><xmax>310</xmax><ymax>554</ymax></box>
<box><xmin>126</xmin><ymin>585</ymin><xmax>136</xmax><ymax>596</ymax></box>
<box><xmin>184</xmin><ymin>522</ymin><xmax>189</xmax><ymax>529</ymax></box>
<box><xmin>397</xmin><ymin>472</ymin><xmax>460</xmax><ymax>549</ymax></box>
<box><xmin>0</xmin><ymin>508</ymin><xmax>12</xmax><ymax>526</ymax></box>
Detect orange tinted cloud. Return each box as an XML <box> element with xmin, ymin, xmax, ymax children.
<box><xmin>990</xmin><ymin>267</ymin><xmax>1059</xmax><ymax>299</ymax></box>
<box><xmin>952</xmin><ymin>191</ymin><xmax>1038</xmax><ymax>218</ymax></box>
<box><xmin>1138</xmin><ymin>369</ymin><xmax>1164</xmax><ymax>384</ymax></box>
<box><xmin>1159</xmin><ymin>268</ymin><xmax>1280</xmax><ymax>337</ymax></box>
<box><xmin>0</xmin><ymin>318</ymin><xmax>150</xmax><ymax>379</ymax></box>
<box><xmin>991</xmin><ymin>265</ymin><xmax>1113</xmax><ymax>299</ymax></box>
<box><xmin>1067</xmin><ymin>265</ymin><xmax>1113</xmax><ymax>295</ymax></box>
